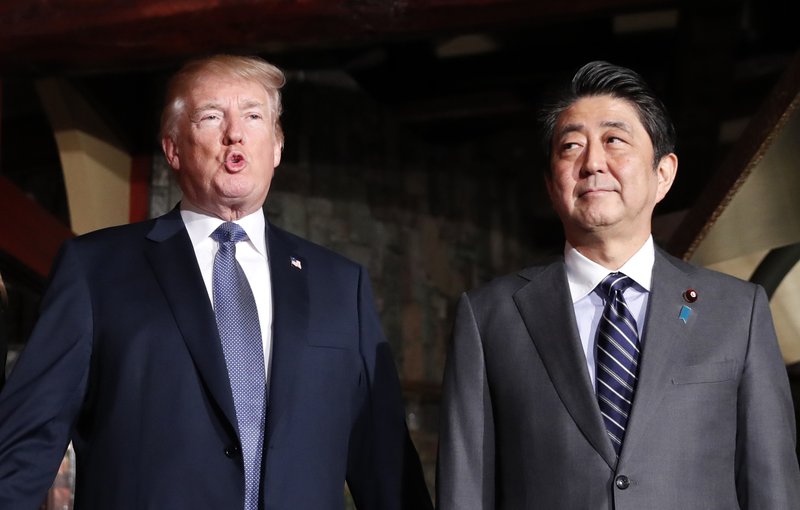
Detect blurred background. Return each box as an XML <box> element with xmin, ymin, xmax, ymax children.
<box><xmin>1</xmin><ymin>0</ymin><xmax>798</xmax><ymax>504</ymax></box>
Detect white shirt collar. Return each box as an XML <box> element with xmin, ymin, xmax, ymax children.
<box><xmin>565</xmin><ymin>236</ymin><xmax>654</xmax><ymax>303</ymax></box>
<box><xmin>179</xmin><ymin>200</ymin><xmax>267</xmax><ymax>257</ymax></box>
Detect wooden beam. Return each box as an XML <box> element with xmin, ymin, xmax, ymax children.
<box><xmin>666</xmin><ymin>50</ymin><xmax>800</xmax><ymax>259</ymax></box>
<box><xmin>0</xmin><ymin>0</ymin><xmax>672</xmax><ymax>73</ymax></box>
<box><xmin>0</xmin><ymin>175</ymin><xmax>74</xmax><ymax>278</ymax></box>
<box><xmin>130</xmin><ymin>154</ymin><xmax>151</xmax><ymax>223</ymax></box>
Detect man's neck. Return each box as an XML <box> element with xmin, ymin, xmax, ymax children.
<box><xmin>568</xmin><ymin>232</ymin><xmax>652</xmax><ymax>271</ymax></box>
<box><xmin>180</xmin><ymin>198</ymin><xmax>263</xmax><ymax>222</ymax></box>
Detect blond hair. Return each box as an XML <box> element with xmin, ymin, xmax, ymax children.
<box><xmin>160</xmin><ymin>54</ymin><xmax>286</xmax><ymax>147</ymax></box>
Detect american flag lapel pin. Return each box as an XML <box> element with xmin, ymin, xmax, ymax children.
<box><xmin>290</xmin><ymin>256</ymin><xmax>302</xmax><ymax>270</ymax></box>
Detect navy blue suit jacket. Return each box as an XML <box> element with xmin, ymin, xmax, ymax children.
<box><xmin>0</xmin><ymin>286</ymin><xmax>6</xmax><ymax>393</ymax></box>
<box><xmin>0</xmin><ymin>208</ymin><xmax>431</xmax><ymax>509</ymax></box>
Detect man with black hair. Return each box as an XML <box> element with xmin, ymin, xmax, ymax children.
<box><xmin>438</xmin><ymin>61</ymin><xmax>800</xmax><ymax>509</ymax></box>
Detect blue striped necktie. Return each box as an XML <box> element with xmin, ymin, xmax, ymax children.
<box><xmin>211</xmin><ymin>222</ymin><xmax>265</xmax><ymax>510</ymax></box>
<box><xmin>595</xmin><ymin>272</ymin><xmax>640</xmax><ymax>456</ymax></box>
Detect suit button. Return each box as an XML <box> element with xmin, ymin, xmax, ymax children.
<box><xmin>224</xmin><ymin>444</ymin><xmax>241</xmax><ymax>458</ymax></box>
<box><xmin>615</xmin><ymin>475</ymin><xmax>630</xmax><ymax>490</ymax></box>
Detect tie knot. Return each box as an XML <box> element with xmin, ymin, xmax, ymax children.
<box><xmin>211</xmin><ymin>222</ymin><xmax>249</xmax><ymax>245</ymax></box>
<box><xmin>599</xmin><ymin>272</ymin><xmax>635</xmax><ymax>298</ymax></box>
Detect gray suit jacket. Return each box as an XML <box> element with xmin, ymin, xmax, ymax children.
<box><xmin>437</xmin><ymin>249</ymin><xmax>800</xmax><ymax>509</ymax></box>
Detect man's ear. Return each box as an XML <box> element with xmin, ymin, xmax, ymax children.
<box><xmin>655</xmin><ymin>153</ymin><xmax>677</xmax><ymax>204</ymax></box>
<box><xmin>162</xmin><ymin>137</ymin><xmax>180</xmax><ymax>171</ymax></box>
<box><xmin>273</xmin><ymin>125</ymin><xmax>284</xmax><ymax>168</ymax></box>
<box><xmin>273</xmin><ymin>136</ymin><xmax>282</xmax><ymax>168</ymax></box>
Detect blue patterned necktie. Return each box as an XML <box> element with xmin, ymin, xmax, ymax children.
<box><xmin>595</xmin><ymin>272</ymin><xmax>640</xmax><ymax>456</ymax></box>
<box><xmin>211</xmin><ymin>222</ymin><xmax>266</xmax><ymax>510</ymax></box>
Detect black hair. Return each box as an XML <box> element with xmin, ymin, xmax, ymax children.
<box><xmin>539</xmin><ymin>61</ymin><xmax>676</xmax><ymax>169</ymax></box>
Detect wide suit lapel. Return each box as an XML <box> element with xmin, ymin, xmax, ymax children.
<box><xmin>264</xmin><ymin>224</ymin><xmax>309</xmax><ymax>447</ymax></box>
<box><xmin>143</xmin><ymin>208</ymin><xmax>239</xmax><ymax>434</ymax></box>
<box><xmin>144</xmin><ymin>212</ymin><xmax>311</xmax><ymax>470</ymax></box>
<box><xmin>513</xmin><ymin>261</ymin><xmax>618</xmax><ymax>469</ymax></box>
<box><xmin>620</xmin><ymin>249</ymin><xmax>696</xmax><ymax>458</ymax></box>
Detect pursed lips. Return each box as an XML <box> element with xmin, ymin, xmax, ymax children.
<box><xmin>224</xmin><ymin>151</ymin><xmax>247</xmax><ymax>172</ymax></box>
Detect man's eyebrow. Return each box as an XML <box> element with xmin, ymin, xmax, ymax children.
<box><xmin>190</xmin><ymin>102</ymin><xmax>224</xmax><ymax>117</ymax></box>
<box><xmin>556</xmin><ymin>123</ymin><xmax>584</xmax><ymax>139</ymax></box>
<box><xmin>556</xmin><ymin>120</ymin><xmax>633</xmax><ymax>140</ymax></box>
<box><xmin>189</xmin><ymin>99</ymin><xmax>266</xmax><ymax>119</ymax></box>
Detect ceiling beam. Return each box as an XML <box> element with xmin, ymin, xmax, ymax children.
<box><xmin>0</xmin><ymin>0</ymin><xmax>672</xmax><ymax>74</ymax></box>
<box><xmin>667</xmin><ymin>50</ymin><xmax>800</xmax><ymax>259</ymax></box>
<box><xmin>0</xmin><ymin>175</ymin><xmax>74</xmax><ymax>278</ymax></box>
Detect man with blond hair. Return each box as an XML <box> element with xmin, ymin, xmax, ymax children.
<box><xmin>0</xmin><ymin>55</ymin><xmax>430</xmax><ymax>510</ymax></box>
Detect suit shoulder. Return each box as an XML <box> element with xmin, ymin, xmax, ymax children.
<box><xmin>657</xmin><ymin>249</ymin><xmax>763</xmax><ymax>306</ymax></box>
<box><xmin>465</xmin><ymin>262</ymin><xmax>559</xmax><ymax>304</ymax></box>
<box><xmin>269</xmin><ymin>223</ymin><xmax>361</xmax><ymax>272</ymax></box>
<box><xmin>65</xmin><ymin>219</ymin><xmax>157</xmax><ymax>252</ymax></box>
<box><xmin>658</xmin><ymin>249</ymin><xmax>759</xmax><ymax>293</ymax></box>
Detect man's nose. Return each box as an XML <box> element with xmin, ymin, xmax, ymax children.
<box><xmin>223</xmin><ymin>116</ymin><xmax>244</xmax><ymax>145</ymax></box>
<box><xmin>580</xmin><ymin>141</ymin><xmax>606</xmax><ymax>175</ymax></box>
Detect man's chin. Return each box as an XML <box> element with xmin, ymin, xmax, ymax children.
<box><xmin>573</xmin><ymin>213</ymin><xmax>621</xmax><ymax>234</ymax></box>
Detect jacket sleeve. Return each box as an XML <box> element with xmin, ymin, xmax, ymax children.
<box><xmin>345</xmin><ymin>266</ymin><xmax>432</xmax><ymax>510</ymax></box>
<box><xmin>735</xmin><ymin>285</ymin><xmax>800</xmax><ymax>508</ymax></box>
<box><xmin>0</xmin><ymin>241</ymin><xmax>92</xmax><ymax>509</ymax></box>
<box><xmin>437</xmin><ymin>293</ymin><xmax>496</xmax><ymax>510</ymax></box>
<box><xmin>0</xmin><ymin>273</ymin><xmax>8</xmax><ymax>392</ymax></box>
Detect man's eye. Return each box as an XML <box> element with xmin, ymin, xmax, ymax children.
<box><xmin>246</xmin><ymin>113</ymin><xmax>263</xmax><ymax>120</ymax></box>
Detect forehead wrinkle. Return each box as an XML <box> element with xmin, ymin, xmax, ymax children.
<box><xmin>239</xmin><ymin>98</ymin><xmax>266</xmax><ymax>110</ymax></box>
<box><xmin>601</xmin><ymin>120</ymin><xmax>633</xmax><ymax>133</ymax></box>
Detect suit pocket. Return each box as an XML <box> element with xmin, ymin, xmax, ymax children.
<box><xmin>671</xmin><ymin>359</ymin><xmax>737</xmax><ymax>385</ymax></box>
<box><xmin>307</xmin><ymin>329</ymin><xmax>355</xmax><ymax>350</ymax></box>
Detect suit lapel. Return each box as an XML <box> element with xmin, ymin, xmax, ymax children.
<box><xmin>144</xmin><ymin>208</ymin><xmax>239</xmax><ymax>434</ymax></box>
<box><xmin>622</xmin><ymin>249</ymin><xmax>696</xmax><ymax>458</ymax></box>
<box><xmin>264</xmin><ymin>224</ymin><xmax>309</xmax><ymax>446</ymax></box>
<box><xmin>513</xmin><ymin>262</ymin><xmax>617</xmax><ymax>469</ymax></box>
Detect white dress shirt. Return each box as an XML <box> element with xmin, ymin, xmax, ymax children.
<box><xmin>180</xmin><ymin>202</ymin><xmax>273</xmax><ymax>391</ymax></box>
<box><xmin>564</xmin><ymin>236</ymin><xmax>655</xmax><ymax>384</ymax></box>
